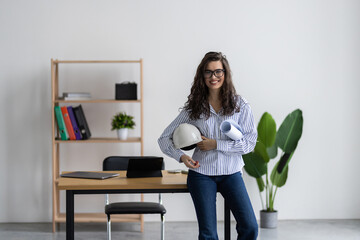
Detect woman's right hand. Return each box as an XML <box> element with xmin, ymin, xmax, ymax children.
<box><xmin>180</xmin><ymin>155</ymin><xmax>200</xmax><ymax>169</ymax></box>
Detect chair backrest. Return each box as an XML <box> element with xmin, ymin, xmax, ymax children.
<box><xmin>103</xmin><ymin>156</ymin><xmax>165</xmax><ymax>205</ymax></box>
<box><xmin>103</xmin><ymin>156</ymin><xmax>165</xmax><ymax>171</ymax></box>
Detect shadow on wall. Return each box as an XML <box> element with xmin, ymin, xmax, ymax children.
<box><xmin>3</xmin><ymin>64</ymin><xmax>52</xmax><ymax>221</ymax></box>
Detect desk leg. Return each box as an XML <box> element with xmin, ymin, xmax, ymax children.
<box><xmin>66</xmin><ymin>190</ymin><xmax>74</xmax><ymax>240</ymax></box>
<box><xmin>224</xmin><ymin>200</ymin><xmax>231</xmax><ymax>240</ymax></box>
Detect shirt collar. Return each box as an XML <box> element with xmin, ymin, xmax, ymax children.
<box><xmin>209</xmin><ymin>104</ymin><xmax>223</xmax><ymax>115</ymax></box>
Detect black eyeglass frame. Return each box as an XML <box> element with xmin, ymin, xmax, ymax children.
<box><xmin>204</xmin><ymin>69</ymin><xmax>225</xmax><ymax>78</ymax></box>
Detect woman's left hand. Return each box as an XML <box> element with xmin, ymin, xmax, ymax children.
<box><xmin>197</xmin><ymin>136</ymin><xmax>217</xmax><ymax>151</ymax></box>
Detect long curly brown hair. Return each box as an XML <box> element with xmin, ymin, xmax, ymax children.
<box><xmin>184</xmin><ymin>52</ymin><xmax>240</xmax><ymax>120</ymax></box>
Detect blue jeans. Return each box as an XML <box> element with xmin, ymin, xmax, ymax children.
<box><xmin>187</xmin><ymin>170</ymin><xmax>258</xmax><ymax>240</ymax></box>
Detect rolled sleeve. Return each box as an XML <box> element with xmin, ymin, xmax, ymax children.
<box><xmin>216</xmin><ymin>139</ymin><xmax>229</xmax><ymax>152</ymax></box>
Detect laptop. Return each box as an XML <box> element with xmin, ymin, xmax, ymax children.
<box><xmin>126</xmin><ymin>157</ymin><xmax>163</xmax><ymax>178</ymax></box>
<box><xmin>60</xmin><ymin>171</ymin><xmax>119</xmax><ymax>180</ymax></box>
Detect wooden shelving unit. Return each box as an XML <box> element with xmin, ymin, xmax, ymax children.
<box><xmin>51</xmin><ymin>59</ymin><xmax>144</xmax><ymax>232</ymax></box>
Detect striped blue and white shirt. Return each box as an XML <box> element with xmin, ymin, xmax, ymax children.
<box><xmin>158</xmin><ymin>96</ymin><xmax>257</xmax><ymax>176</ymax></box>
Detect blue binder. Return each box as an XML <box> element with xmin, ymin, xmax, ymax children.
<box><xmin>67</xmin><ymin>106</ymin><xmax>82</xmax><ymax>140</ymax></box>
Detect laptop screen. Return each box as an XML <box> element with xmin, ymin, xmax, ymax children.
<box><xmin>126</xmin><ymin>157</ymin><xmax>163</xmax><ymax>178</ymax></box>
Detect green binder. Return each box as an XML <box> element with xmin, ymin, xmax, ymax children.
<box><xmin>55</xmin><ymin>106</ymin><xmax>69</xmax><ymax>140</ymax></box>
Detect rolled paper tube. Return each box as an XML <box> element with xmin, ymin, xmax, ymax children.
<box><xmin>220</xmin><ymin>120</ymin><xmax>243</xmax><ymax>140</ymax></box>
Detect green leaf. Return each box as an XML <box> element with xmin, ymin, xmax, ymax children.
<box><xmin>256</xmin><ymin>177</ymin><xmax>265</xmax><ymax>192</ymax></box>
<box><xmin>276</xmin><ymin>109</ymin><xmax>303</xmax><ymax>153</ymax></box>
<box><xmin>267</xmin><ymin>143</ymin><xmax>278</xmax><ymax>159</ymax></box>
<box><xmin>270</xmin><ymin>162</ymin><xmax>289</xmax><ymax>188</ymax></box>
<box><xmin>111</xmin><ymin>112</ymin><xmax>136</xmax><ymax>130</ymax></box>
<box><xmin>276</xmin><ymin>152</ymin><xmax>293</xmax><ymax>173</ymax></box>
<box><xmin>257</xmin><ymin>112</ymin><xmax>277</xmax><ymax>148</ymax></box>
<box><xmin>243</xmin><ymin>152</ymin><xmax>267</xmax><ymax>178</ymax></box>
<box><xmin>254</xmin><ymin>141</ymin><xmax>270</xmax><ymax>163</ymax></box>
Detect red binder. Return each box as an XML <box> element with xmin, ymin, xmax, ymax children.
<box><xmin>61</xmin><ymin>106</ymin><xmax>76</xmax><ymax>140</ymax></box>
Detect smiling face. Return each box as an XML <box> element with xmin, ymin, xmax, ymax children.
<box><xmin>204</xmin><ymin>61</ymin><xmax>225</xmax><ymax>91</ymax></box>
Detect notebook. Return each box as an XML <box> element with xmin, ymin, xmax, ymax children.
<box><xmin>60</xmin><ymin>171</ymin><xmax>119</xmax><ymax>180</ymax></box>
<box><xmin>126</xmin><ymin>157</ymin><xmax>163</xmax><ymax>178</ymax></box>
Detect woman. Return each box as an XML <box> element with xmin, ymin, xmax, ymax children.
<box><xmin>158</xmin><ymin>52</ymin><xmax>258</xmax><ymax>240</ymax></box>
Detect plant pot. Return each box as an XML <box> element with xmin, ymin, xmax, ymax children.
<box><xmin>116</xmin><ymin>128</ymin><xmax>128</xmax><ymax>140</ymax></box>
<box><xmin>260</xmin><ymin>210</ymin><xmax>278</xmax><ymax>228</ymax></box>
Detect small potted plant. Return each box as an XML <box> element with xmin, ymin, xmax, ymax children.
<box><xmin>111</xmin><ymin>112</ymin><xmax>135</xmax><ymax>140</ymax></box>
<box><xmin>243</xmin><ymin>109</ymin><xmax>303</xmax><ymax>228</ymax></box>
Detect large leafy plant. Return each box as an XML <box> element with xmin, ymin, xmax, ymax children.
<box><xmin>243</xmin><ymin>109</ymin><xmax>303</xmax><ymax>212</ymax></box>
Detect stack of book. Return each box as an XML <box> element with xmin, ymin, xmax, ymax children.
<box><xmin>62</xmin><ymin>92</ymin><xmax>91</xmax><ymax>100</ymax></box>
<box><xmin>54</xmin><ymin>104</ymin><xmax>91</xmax><ymax>140</ymax></box>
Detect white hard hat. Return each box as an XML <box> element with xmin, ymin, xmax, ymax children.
<box><xmin>173</xmin><ymin>123</ymin><xmax>202</xmax><ymax>150</ymax></box>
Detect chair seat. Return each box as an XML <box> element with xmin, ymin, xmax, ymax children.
<box><xmin>105</xmin><ymin>202</ymin><xmax>166</xmax><ymax>215</ymax></box>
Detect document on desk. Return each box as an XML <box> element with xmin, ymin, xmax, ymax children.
<box><xmin>60</xmin><ymin>171</ymin><xmax>119</xmax><ymax>180</ymax></box>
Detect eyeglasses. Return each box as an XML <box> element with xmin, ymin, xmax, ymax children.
<box><xmin>204</xmin><ymin>69</ymin><xmax>225</xmax><ymax>78</ymax></box>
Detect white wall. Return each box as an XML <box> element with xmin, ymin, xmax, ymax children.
<box><xmin>0</xmin><ymin>0</ymin><xmax>359</xmax><ymax>222</ymax></box>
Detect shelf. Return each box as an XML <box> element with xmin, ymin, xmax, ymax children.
<box><xmin>51</xmin><ymin>58</ymin><xmax>144</xmax><ymax>232</ymax></box>
<box><xmin>55</xmin><ymin>213</ymin><xmax>142</xmax><ymax>223</ymax></box>
<box><xmin>52</xmin><ymin>60</ymin><xmax>141</xmax><ymax>64</ymax></box>
<box><xmin>54</xmin><ymin>137</ymin><xmax>141</xmax><ymax>143</ymax></box>
<box><xmin>54</xmin><ymin>99</ymin><xmax>141</xmax><ymax>103</ymax></box>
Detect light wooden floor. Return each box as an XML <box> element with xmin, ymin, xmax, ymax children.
<box><xmin>0</xmin><ymin>220</ymin><xmax>359</xmax><ymax>240</ymax></box>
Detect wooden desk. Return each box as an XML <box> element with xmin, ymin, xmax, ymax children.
<box><xmin>58</xmin><ymin>170</ymin><xmax>232</xmax><ymax>240</ymax></box>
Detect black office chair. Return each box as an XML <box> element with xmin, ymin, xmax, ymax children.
<box><xmin>103</xmin><ymin>156</ymin><xmax>166</xmax><ymax>240</ymax></box>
